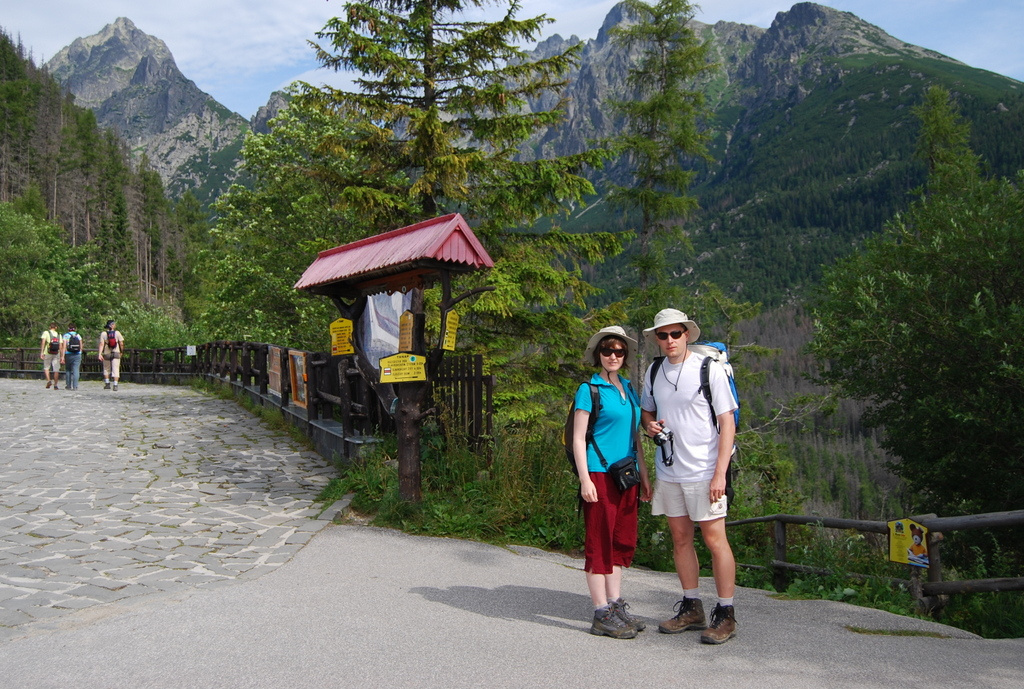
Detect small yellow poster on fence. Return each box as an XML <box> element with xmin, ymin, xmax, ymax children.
<box><xmin>379</xmin><ymin>353</ymin><xmax>427</xmax><ymax>383</ymax></box>
<box><xmin>888</xmin><ymin>518</ymin><xmax>929</xmax><ymax>567</ymax></box>
<box><xmin>330</xmin><ymin>317</ymin><xmax>354</xmax><ymax>356</ymax></box>
<box><xmin>441</xmin><ymin>310</ymin><xmax>459</xmax><ymax>351</ymax></box>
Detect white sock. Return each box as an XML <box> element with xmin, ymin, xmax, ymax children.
<box><xmin>684</xmin><ymin>589</ymin><xmax>700</xmax><ymax>600</ymax></box>
<box><xmin>718</xmin><ymin>597</ymin><xmax>734</xmax><ymax>607</ymax></box>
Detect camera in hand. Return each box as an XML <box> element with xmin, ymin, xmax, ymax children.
<box><xmin>652</xmin><ymin>427</ymin><xmax>673</xmax><ymax>446</ymax></box>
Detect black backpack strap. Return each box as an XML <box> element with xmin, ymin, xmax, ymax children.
<box><xmin>699</xmin><ymin>356</ymin><xmax>719</xmax><ymax>432</ymax></box>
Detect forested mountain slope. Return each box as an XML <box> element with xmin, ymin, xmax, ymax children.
<box><xmin>0</xmin><ymin>29</ymin><xmax>185</xmax><ymax>315</ymax></box>
<box><xmin>534</xmin><ymin>2</ymin><xmax>1023</xmax><ymax>307</ymax></box>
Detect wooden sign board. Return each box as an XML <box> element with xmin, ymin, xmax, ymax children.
<box><xmin>289</xmin><ymin>350</ymin><xmax>308</xmax><ymax>408</ymax></box>
<box><xmin>888</xmin><ymin>518</ymin><xmax>929</xmax><ymax>568</ymax></box>
<box><xmin>398</xmin><ymin>310</ymin><xmax>414</xmax><ymax>353</ymax></box>
<box><xmin>441</xmin><ymin>310</ymin><xmax>459</xmax><ymax>352</ymax></box>
<box><xmin>379</xmin><ymin>353</ymin><xmax>427</xmax><ymax>383</ymax></box>
<box><xmin>330</xmin><ymin>317</ymin><xmax>354</xmax><ymax>356</ymax></box>
<box><xmin>268</xmin><ymin>345</ymin><xmax>283</xmax><ymax>398</ymax></box>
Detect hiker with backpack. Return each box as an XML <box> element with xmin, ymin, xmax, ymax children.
<box><xmin>569</xmin><ymin>325</ymin><xmax>651</xmax><ymax>639</ymax></box>
<box><xmin>98</xmin><ymin>319</ymin><xmax>125</xmax><ymax>391</ymax></box>
<box><xmin>62</xmin><ymin>323</ymin><xmax>85</xmax><ymax>390</ymax></box>
<box><xmin>640</xmin><ymin>309</ymin><xmax>739</xmax><ymax>645</ymax></box>
<box><xmin>39</xmin><ymin>320</ymin><xmax>63</xmax><ymax>391</ymax></box>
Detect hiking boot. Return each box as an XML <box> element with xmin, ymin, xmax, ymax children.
<box><xmin>612</xmin><ymin>598</ymin><xmax>646</xmax><ymax>632</ymax></box>
<box><xmin>590</xmin><ymin>606</ymin><xmax>637</xmax><ymax>639</ymax></box>
<box><xmin>658</xmin><ymin>598</ymin><xmax>706</xmax><ymax>634</ymax></box>
<box><xmin>112</xmin><ymin>383</ymin><xmax>118</xmax><ymax>391</ymax></box>
<box><xmin>700</xmin><ymin>604</ymin><xmax>737</xmax><ymax>645</ymax></box>
<box><xmin>104</xmin><ymin>382</ymin><xmax>111</xmax><ymax>390</ymax></box>
<box><xmin>46</xmin><ymin>380</ymin><xmax>52</xmax><ymax>389</ymax></box>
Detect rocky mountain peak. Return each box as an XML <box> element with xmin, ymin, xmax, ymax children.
<box><xmin>46</xmin><ymin>17</ymin><xmax>174</xmax><ymax>110</ymax></box>
<box><xmin>46</xmin><ymin>17</ymin><xmax>248</xmax><ymax>202</ymax></box>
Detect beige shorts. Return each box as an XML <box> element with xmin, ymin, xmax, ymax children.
<box><xmin>651</xmin><ymin>480</ymin><xmax>727</xmax><ymax>522</ymax></box>
<box><xmin>42</xmin><ymin>354</ymin><xmax>60</xmax><ymax>372</ymax></box>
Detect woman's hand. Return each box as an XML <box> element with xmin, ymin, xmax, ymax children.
<box><xmin>640</xmin><ymin>474</ymin><xmax>653</xmax><ymax>502</ymax></box>
<box><xmin>580</xmin><ymin>477</ymin><xmax>598</xmax><ymax>503</ymax></box>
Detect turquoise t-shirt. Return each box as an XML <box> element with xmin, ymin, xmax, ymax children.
<box><xmin>574</xmin><ymin>373</ymin><xmax>640</xmax><ymax>474</ymax></box>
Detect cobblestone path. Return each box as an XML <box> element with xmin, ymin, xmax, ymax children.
<box><xmin>0</xmin><ymin>378</ymin><xmax>337</xmax><ymax>638</ymax></box>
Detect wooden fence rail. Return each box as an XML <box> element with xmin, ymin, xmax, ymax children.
<box><xmin>0</xmin><ymin>344</ymin><xmax>493</xmax><ymax>461</ymax></box>
<box><xmin>727</xmin><ymin>510</ymin><xmax>1024</xmax><ymax>611</ymax></box>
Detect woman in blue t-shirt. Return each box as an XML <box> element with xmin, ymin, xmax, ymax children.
<box><xmin>571</xmin><ymin>325</ymin><xmax>651</xmax><ymax>639</ymax></box>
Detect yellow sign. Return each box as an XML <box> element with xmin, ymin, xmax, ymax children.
<box><xmin>399</xmin><ymin>310</ymin><xmax>414</xmax><ymax>353</ymax></box>
<box><xmin>379</xmin><ymin>353</ymin><xmax>427</xmax><ymax>383</ymax></box>
<box><xmin>888</xmin><ymin>518</ymin><xmax>929</xmax><ymax>568</ymax></box>
<box><xmin>441</xmin><ymin>310</ymin><xmax>459</xmax><ymax>351</ymax></box>
<box><xmin>330</xmin><ymin>317</ymin><xmax>354</xmax><ymax>355</ymax></box>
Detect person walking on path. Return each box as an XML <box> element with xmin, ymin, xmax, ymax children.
<box><xmin>572</xmin><ymin>325</ymin><xmax>652</xmax><ymax>639</ymax></box>
<box><xmin>640</xmin><ymin>308</ymin><xmax>739</xmax><ymax>644</ymax></box>
<box><xmin>40</xmin><ymin>320</ymin><xmax>63</xmax><ymax>391</ymax></box>
<box><xmin>62</xmin><ymin>323</ymin><xmax>85</xmax><ymax>390</ymax></box>
<box><xmin>98</xmin><ymin>319</ymin><xmax>125</xmax><ymax>391</ymax></box>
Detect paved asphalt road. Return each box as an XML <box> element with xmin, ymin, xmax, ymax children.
<box><xmin>1</xmin><ymin>378</ymin><xmax>1022</xmax><ymax>688</ymax></box>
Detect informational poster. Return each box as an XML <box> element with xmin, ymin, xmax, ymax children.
<box><xmin>398</xmin><ymin>310</ymin><xmax>415</xmax><ymax>353</ymax></box>
<box><xmin>888</xmin><ymin>518</ymin><xmax>929</xmax><ymax>567</ymax></box>
<box><xmin>268</xmin><ymin>345</ymin><xmax>283</xmax><ymax>398</ymax></box>
<box><xmin>330</xmin><ymin>317</ymin><xmax>354</xmax><ymax>356</ymax></box>
<box><xmin>289</xmin><ymin>350</ymin><xmax>308</xmax><ymax>408</ymax></box>
<box><xmin>186</xmin><ymin>345</ymin><xmax>197</xmax><ymax>357</ymax></box>
<box><xmin>379</xmin><ymin>353</ymin><xmax>427</xmax><ymax>383</ymax></box>
<box><xmin>441</xmin><ymin>310</ymin><xmax>459</xmax><ymax>352</ymax></box>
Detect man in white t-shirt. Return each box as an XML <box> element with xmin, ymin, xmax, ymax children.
<box><xmin>640</xmin><ymin>309</ymin><xmax>738</xmax><ymax>644</ymax></box>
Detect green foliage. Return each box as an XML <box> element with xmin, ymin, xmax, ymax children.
<box><xmin>199</xmin><ymin>102</ymin><xmax>370</xmax><ymax>349</ymax></box>
<box><xmin>776</xmin><ymin>530</ymin><xmax>919</xmax><ymax>615</ymax></box>
<box><xmin>0</xmin><ymin>203</ymin><xmax>71</xmax><ymax>344</ymax></box>
<box><xmin>810</xmin><ymin>87</ymin><xmax>1024</xmax><ymax>518</ymax></box>
<box><xmin>333</xmin><ymin>420</ymin><xmax>585</xmax><ymax>549</ymax></box>
<box><xmin>938</xmin><ymin>531</ymin><xmax>1024</xmax><ymax>639</ymax></box>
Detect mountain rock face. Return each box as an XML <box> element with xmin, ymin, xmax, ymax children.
<box><xmin>528</xmin><ymin>2</ymin><xmax>1021</xmax><ymax>304</ymax></box>
<box><xmin>46</xmin><ymin>17</ymin><xmax>249</xmax><ymax>202</ymax></box>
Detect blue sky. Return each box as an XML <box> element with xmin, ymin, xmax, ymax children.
<box><xmin>3</xmin><ymin>0</ymin><xmax>1022</xmax><ymax>119</ymax></box>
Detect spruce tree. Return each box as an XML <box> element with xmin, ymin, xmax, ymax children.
<box><xmin>604</xmin><ymin>0</ymin><xmax>714</xmax><ymax>330</ymax></box>
<box><xmin>296</xmin><ymin>0</ymin><xmax>624</xmax><ymax>499</ymax></box>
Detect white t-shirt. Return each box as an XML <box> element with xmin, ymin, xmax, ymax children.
<box><xmin>641</xmin><ymin>353</ymin><xmax>737</xmax><ymax>483</ymax></box>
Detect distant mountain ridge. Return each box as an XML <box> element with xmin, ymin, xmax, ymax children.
<box><xmin>42</xmin><ymin>4</ymin><xmax>1024</xmax><ymax>306</ymax></box>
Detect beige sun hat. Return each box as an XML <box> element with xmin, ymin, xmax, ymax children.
<box><xmin>582</xmin><ymin>325</ymin><xmax>638</xmax><ymax>366</ymax></box>
<box><xmin>642</xmin><ymin>308</ymin><xmax>701</xmax><ymax>344</ymax></box>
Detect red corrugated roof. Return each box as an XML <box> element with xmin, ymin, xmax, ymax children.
<box><xmin>294</xmin><ymin>213</ymin><xmax>493</xmax><ymax>293</ymax></box>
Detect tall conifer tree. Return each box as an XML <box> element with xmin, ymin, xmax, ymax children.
<box><xmin>604</xmin><ymin>0</ymin><xmax>714</xmax><ymax>330</ymax></box>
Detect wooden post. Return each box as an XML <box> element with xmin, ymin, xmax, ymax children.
<box><xmin>396</xmin><ymin>288</ymin><xmax>427</xmax><ymax>503</ymax></box>
<box><xmin>773</xmin><ymin>520</ymin><xmax>789</xmax><ymax>592</ymax></box>
<box><xmin>258</xmin><ymin>345</ymin><xmax>269</xmax><ymax>396</ymax></box>
<box><xmin>241</xmin><ymin>343</ymin><xmax>252</xmax><ymax>388</ymax></box>
<box><xmin>338</xmin><ymin>357</ymin><xmax>354</xmax><ymax>438</ymax></box>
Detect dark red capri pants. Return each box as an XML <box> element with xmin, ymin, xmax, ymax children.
<box><xmin>582</xmin><ymin>472</ymin><xmax>639</xmax><ymax>575</ymax></box>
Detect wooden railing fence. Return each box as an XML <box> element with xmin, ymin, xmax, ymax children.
<box><xmin>0</xmin><ymin>343</ymin><xmax>493</xmax><ymax>461</ymax></box>
<box><xmin>728</xmin><ymin>510</ymin><xmax>1024</xmax><ymax>612</ymax></box>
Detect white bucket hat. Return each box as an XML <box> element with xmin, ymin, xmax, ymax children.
<box><xmin>642</xmin><ymin>308</ymin><xmax>701</xmax><ymax>344</ymax></box>
<box><xmin>583</xmin><ymin>325</ymin><xmax>638</xmax><ymax>366</ymax></box>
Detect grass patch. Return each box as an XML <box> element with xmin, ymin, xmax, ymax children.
<box><xmin>845</xmin><ymin>626</ymin><xmax>950</xmax><ymax>638</ymax></box>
